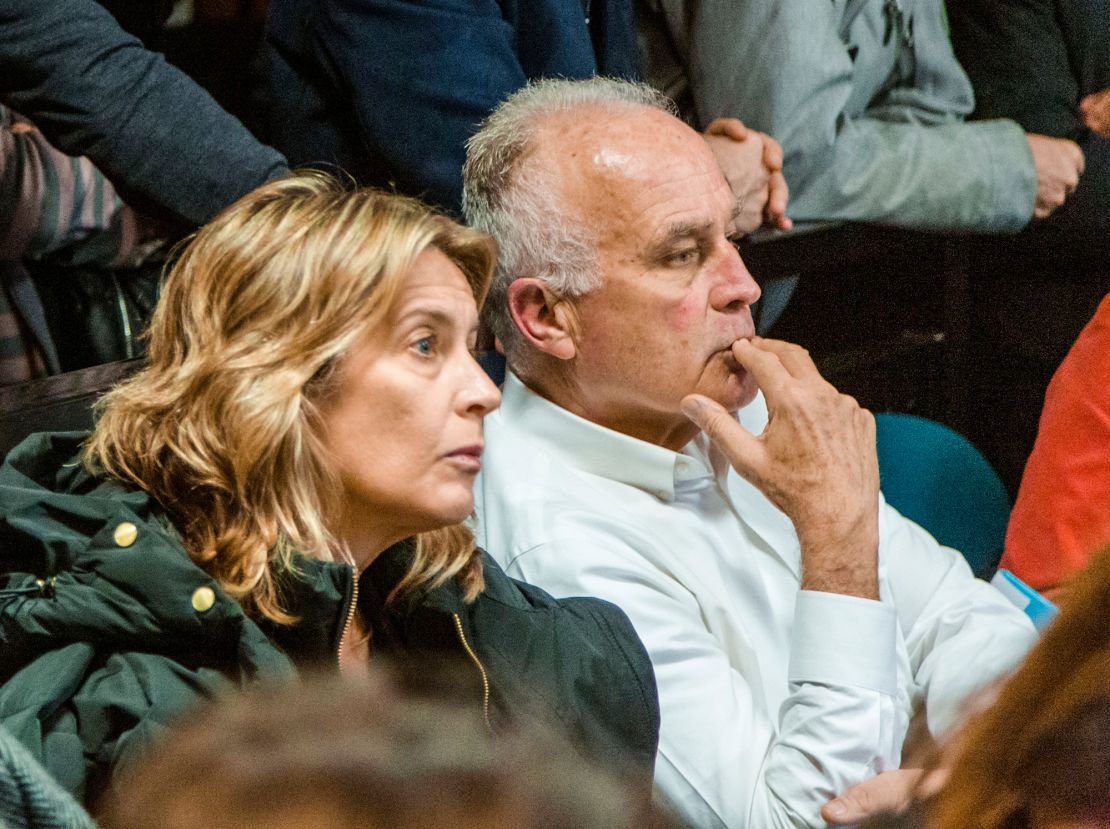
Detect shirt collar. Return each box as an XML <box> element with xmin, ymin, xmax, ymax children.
<box><xmin>499</xmin><ymin>371</ymin><xmax>716</xmax><ymax>502</ymax></box>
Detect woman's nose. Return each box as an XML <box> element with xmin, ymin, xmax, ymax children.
<box><xmin>463</xmin><ymin>355</ymin><xmax>502</xmax><ymax>416</ymax></box>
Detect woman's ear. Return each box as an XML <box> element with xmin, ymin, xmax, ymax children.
<box><xmin>506</xmin><ymin>278</ymin><xmax>578</xmax><ymax>360</ymax></box>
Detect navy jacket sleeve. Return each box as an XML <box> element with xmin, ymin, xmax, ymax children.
<box><xmin>0</xmin><ymin>0</ymin><xmax>288</xmax><ymax>226</ymax></box>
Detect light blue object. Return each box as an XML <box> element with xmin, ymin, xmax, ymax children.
<box><xmin>874</xmin><ymin>413</ymin><xmax>1011</xmax><ymax>579</ymax></box>
<box><xmin>990</xmin><ymin>569</ymin><xmax>1060</xmax><ymax>632</ymax></box>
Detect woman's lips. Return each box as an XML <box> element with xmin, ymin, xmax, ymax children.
<box><xmin>444</xmin><ymin>445</ymin><xmax>483</xmax><ymax>473</ymax></box>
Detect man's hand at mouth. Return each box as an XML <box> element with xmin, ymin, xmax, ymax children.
<box><xmin>681</xmin><ymin>336</ymin><xmax>880</xmax><ymax>600</ymax></box>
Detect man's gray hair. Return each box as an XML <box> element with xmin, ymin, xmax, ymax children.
<box><xmin>462</xmin><ymin>77</ymin><xmax>677</xmax><ymax>363</ymax></box>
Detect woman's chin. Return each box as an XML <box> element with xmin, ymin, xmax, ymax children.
<box><xmin>418</xmin><ymin>492</ymin><xmax>476</xmax><ymax>530</ymax></box>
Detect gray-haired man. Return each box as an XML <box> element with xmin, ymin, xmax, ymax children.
<box><xmin>468</xmin><ymin>78</ymin><xmax>1035</xmax><ymax>828</ymax></box>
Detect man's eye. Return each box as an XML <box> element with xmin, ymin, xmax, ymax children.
<box><xmin>667</xmin><ymin>248</ymin><xmax>699</xmax><ymax>266</ymax></box>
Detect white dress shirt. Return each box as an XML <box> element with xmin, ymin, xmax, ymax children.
<box><xmin>475</xmin><ymin>372</ymin><xmax>1037</xmax><ymax>829</ymax></box>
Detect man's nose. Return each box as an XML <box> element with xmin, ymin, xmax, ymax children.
<box><xmin>711</xmin><ymin>244</ymin><xmax>762</xmax><ymax>312</ymax></box>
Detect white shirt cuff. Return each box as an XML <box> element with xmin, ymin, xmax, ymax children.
<box><xmin>788</xmin><ymin>590</ymin><xmax>898</xmax><ymax>696</ymax></box>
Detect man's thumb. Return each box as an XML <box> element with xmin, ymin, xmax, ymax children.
<box><xmin>822</xmin><ymin>769</ymin><xmax>923</xmax><ymax>825</ymax></box>
<box><xmin>680</xmin><ymin>394</ymin><xmax>760</xmax><ymax>469</ymax></box>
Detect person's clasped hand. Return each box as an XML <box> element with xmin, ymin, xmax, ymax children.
<box><xmin>1025</xmin><ymin>133</ymin><xmax>1085</xmax><ymax>219</ymax></box>
<box><xmin>702</xmin><ymin>118</ymin><xmax>792</xmax><ymax>234</ymax></box>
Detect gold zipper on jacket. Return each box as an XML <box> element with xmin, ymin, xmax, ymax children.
<box><xmin>453</xmin><ymin>612</ymin><xmax>491</xmax><ymax>730</ymax></box>
<box><xmin>336</xmin><ymin>567</ymin><xmax>360</xmax><ymax>668</ymax></box>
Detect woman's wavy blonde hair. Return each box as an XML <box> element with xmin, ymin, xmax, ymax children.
<box><xmin>86</xmin><ymin>172</ymin><xmax>496</xmax><ymax>623</ymax></box>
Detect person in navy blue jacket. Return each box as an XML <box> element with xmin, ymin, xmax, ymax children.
<box><xmin>261</xmin><ymin>0</ymin><xmax>791</xmax><ymax>227</ymax></box>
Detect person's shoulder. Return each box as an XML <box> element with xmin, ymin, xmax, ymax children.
<box><xmin>2</xmin><ymin>431</ymin><xmax>90</xmax><ymax>484</ymax></box>
<box><xmin>1</xmin><ymin>431</ymin><xmax>169</xmax><ymax>546</ymax></box>
<box><xmin>474</xmin><ymin>550</ymin><xmax>645</xmax><ymax>642</ymax></box>
<box><xmin>467</xmin><ymin>550</ymin><xmax>660</xmax><ymax>767</ymax></box>
<box><xmin>474</xmin><ymin>551</ymin><xmax>654</xmax><ymax>683</ymax></box>
<box><xmin>474</xmin><ymin>548</ymin><xmax>578</xmax><ymax>610</ymax></box>
<box><xmin>0</xmin><ymin>433</ymin><xmax>273</xmax><ymax>662</ymax></box>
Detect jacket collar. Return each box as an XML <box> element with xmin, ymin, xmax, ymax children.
<box><xmin>267</xmin><ymin>538</ymin><xmax>469</xmax><ymax>666</ymax></box>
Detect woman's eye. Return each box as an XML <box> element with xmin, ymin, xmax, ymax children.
<box><xmin>413</xmin><ymin>336</ymin><xmax>435</xmax><ymax>356</ymax></box>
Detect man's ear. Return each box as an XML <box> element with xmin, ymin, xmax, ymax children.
<box><xmin>507</xmin><ymin>278</ymin><xmax>578</xmax><ymax>361</ymax></box>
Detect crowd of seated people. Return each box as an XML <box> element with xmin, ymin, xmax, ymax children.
<box><xmin>1</xmin><ymin>2</ymin><xmax>1109</xmax><ymax>828</ymax></box>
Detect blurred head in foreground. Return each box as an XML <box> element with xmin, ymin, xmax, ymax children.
<box><xmin>101</xmin><ymin>669</ymin><xmax>671</xmax><ymax>829</ymax></box>
<box><xmin>926</xmin><ymin>546</ymin><xmax>1110</xmax><ymax>829</ymax></box>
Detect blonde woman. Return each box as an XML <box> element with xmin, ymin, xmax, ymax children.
<box><xmin>0</xmin><ymin>173</ymin><xmax>659</xmax><ymax>808</ymax></box>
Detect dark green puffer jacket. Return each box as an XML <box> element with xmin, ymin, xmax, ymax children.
<box><xmin>0</xmin><ymin>433</ymin><xmax>660</xmax><ymax>806</ymax></box>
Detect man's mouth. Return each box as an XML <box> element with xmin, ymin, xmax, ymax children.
<box><xmin>719</xmin><ymin>338</ymin><xmax>751</xmax><ymax>372</ymax></box>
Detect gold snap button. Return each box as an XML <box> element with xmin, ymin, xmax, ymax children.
<box><xmin>113</xmin><ymin>522</ymin><xmax>138</xmax><ymax>547</ymax></box>
<box><xmin>191</xmin><ymin>586</ymin><xmax>216</xmax><ymax>613</ymax></box>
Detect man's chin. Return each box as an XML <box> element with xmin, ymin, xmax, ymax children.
<box><xmin>715</xmin><ymin>370</ymin><xmax>759</xmax><ymax>413</ymax></box>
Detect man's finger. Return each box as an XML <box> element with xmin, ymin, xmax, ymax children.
<box><xmin>741</xmin><ymin>337</ymin><xmax>822</xmax><ymax>383</ymax></box>
<box><xmin>765</xmin><ymin>170</ymin><xmax>790</xmax><ymax>228</ymax></box>
<box><xmin>1091</xmin><ymin>110</ymin><xmax>1110</xmax><ymax>136</ymax></box>
<box><xmin>760</xmin><ymin>133</ymin><xmax>784</xmax><ymax>171</ymax></box>
<box><xmin>822</xmin><ymin>769</ymin><xmax>925</xmax><ymax>825</ymax></box>
<box><xmin>729</xmin><ymin>338</ymin><xmax>793</xmax><ymax>400</ymax></box>
<box><xmin>705</xmin><ymin>117</ymin><xmax>750</xmax><ymax>141</ymax></box>
<box><xmin>680</xmin><ymin>394</ymin><xmax>764</xmax><ymax>474</ymax></box>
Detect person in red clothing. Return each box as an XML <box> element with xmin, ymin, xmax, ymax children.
<box><xmin>1003</xmin><ymin>292</ymin><xmax>1110</xmax><ymax>595</ymax></box>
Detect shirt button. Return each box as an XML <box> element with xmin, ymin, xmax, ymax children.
<box><xmin>113</xmin><ymin>522</ymin><xmax>138</xmax><ymax>547</ymax></box>
<box><xmin>191</xmin><ymin>586</ymin><xmax>216</xmax><ymax>613</ymax></box>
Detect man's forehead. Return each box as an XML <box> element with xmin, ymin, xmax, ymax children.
<box><xmin>535</xmin><ymin>106</ymin><xmax>726</xmax><ymax>227</ymax></box>
<box><xmin>538</xmin><ymin>105</ymin><xmax>694</xmax><ymax>179</ymax></box>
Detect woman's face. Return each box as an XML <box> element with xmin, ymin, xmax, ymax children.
<box><xmin>318</xmin><ymin>248</ymin><xmax>500</xmax><ymax>555</ymax></box>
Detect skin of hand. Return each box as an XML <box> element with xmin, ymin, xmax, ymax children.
<box><xmin>1079</xmin><ymin>88</ymin><xmax>1110</xmax><ymax>137</ymax></box>
<box><xmin>703</xmin><ymin>118</ymin><xmax>793</xmax><ymax>233</ymax></box>
<box><xmin>680</xmin><ymin>337</ymin><xmax>879</xmax><ymax>599</ymax></box>
<box><xmin>822</xmin><ymin>767</ymin><xmax>949</xmax><ymax>824</ymax></box>
<box><xmin>1025</xmin><ymin>133</ymin><xmax>1085</xmax><ymax>219</ymax></box>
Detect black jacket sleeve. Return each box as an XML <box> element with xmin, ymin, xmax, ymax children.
<box><xmin>0</xmin><ymin>0</ymin><xmax>289</xmax><ymax>225</ymax></box>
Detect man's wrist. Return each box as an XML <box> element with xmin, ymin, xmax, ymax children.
<box><xmin>800</xmin><ymin>567</ymin><xmax>880</xmax><ymax>600</ymax></box>
<box><xmin>799</xmin><ymin>530</ymin><xmax>880</xmax><ymax>599</ymax></box>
